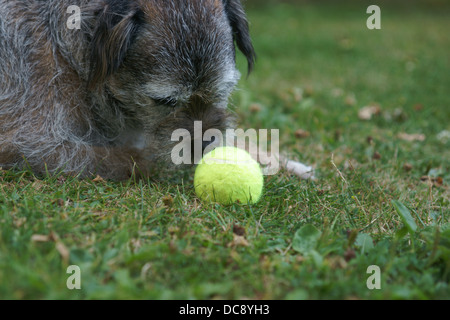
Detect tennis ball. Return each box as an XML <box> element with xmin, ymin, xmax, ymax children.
<box><xmin>194</xmin><ymin>146</ymin><xmax>263</xmax><ymax>205</ymax></box>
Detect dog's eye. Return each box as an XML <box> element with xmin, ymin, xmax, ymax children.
<box><xmin>154</xmin><ymin>97</ymin><xmax>177</xmax><ymax>108</ymax></box>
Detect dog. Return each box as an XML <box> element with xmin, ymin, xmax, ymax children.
<box><xmin>0</xmin><ymin>0</ymin><xmax>313</xmax><ymax>180</ymax></box>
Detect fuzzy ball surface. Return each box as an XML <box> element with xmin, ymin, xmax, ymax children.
<box><xmin>194</xmin><ymin>147</ymin><xmax>263</xmax><ymax>205</ymax></box>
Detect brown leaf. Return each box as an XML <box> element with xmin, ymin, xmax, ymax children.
<box><xmin>373</xmin><ymin>151</ymin><xmax>382</xmax><ymax>160</ymax></box>
<box><xmin>249</xmin><ymin>103</ymin><xmax>262</xmax><ymax>113</ymax></box>
<box><xmin>31</xmin><ymin>234</ymin><xmax>50</xmax><ymax>242</ymax></box>
<box><xmin>92</xmin><ymin>175</ymin><xmax>106</xmax><ymax>183</ymax></box>
<box><xmin>413</xmin><ymin>104</ymin><xmax>424</xmax><ymax>111</ymax></box>
<box><xmin>358</xmin><ymin>105</ymin><xmax>381</xmax><ymax>120</ymax></box>
<box><xmin>294</xmin><ymin>129</ymin><xmax>310</xmax><ymax>139</ymax></box>
<box><xmin>228</xmin><ymin>234</ymin><xmax>249</xmax><ymax>248</ymax></box>
<box><xmin>403</xmin><ymin>163</ymin><xmax>413</xmax><ymax>172</ymax></box>
<box><xmin>233</xmin><ymin>224</ymin><xmax>246</xmax><ymax>237</ymax></box>
<box><xmin>398</xmin><ymin>133</ymin><xmax>425</xmax><ymax>142</ymax></box>
<box><xmin>344</xmin><ymin>249</ymin><xmax>356</xmax><ymax>262</ymax></box>
<box><xmin>420</xmin><ymin>176</ymin><xmax>444</xmax><ymax>188</ymax></box>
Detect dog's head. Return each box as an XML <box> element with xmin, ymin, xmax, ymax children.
<box><xmin>85</xmin><ymin>0</ymin><xmax>255</xmax><ymax>165</ymax></box>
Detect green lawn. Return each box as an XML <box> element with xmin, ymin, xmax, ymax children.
<box><xmin>1</xmin><ymin>1</ymin><xmax>449</xmax><ymax>299</ymax></box>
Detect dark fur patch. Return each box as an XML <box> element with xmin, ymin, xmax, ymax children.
<box><xmin>222</xmin><ymin>0</ymin><xmax>256</xmax><ymax>73</ymax></box>
<box><xmin>88</xmin><ymin>0</ymin><xmax>144</xmax><ymax>89</ymax></box>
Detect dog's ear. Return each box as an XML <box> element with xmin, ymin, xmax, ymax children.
<box><xmin>222</xmin><ymin>0</ymin><xmax>256</xmax><ymax>73</ymax></box>
<box><xmin>87</xmin><ymin>0</ymin><xmax>144</xmax><ymax>89</ymax></box>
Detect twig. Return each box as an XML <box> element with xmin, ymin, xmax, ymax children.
<box><xmin>330</xmin><ymin>153</ymin><xmax>347</xmax><ymax>185</ymax></box>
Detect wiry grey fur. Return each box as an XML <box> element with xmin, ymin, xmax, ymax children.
<box><xmin>0</xmin><ymin>0</ymin><xmax>256</xmax><ymax>179</ymax></box>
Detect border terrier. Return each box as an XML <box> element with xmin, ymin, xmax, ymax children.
<box><xmin>0</xmin><ymin>0</ymin><xmax>313</xmax><ymax>180</ymax></box>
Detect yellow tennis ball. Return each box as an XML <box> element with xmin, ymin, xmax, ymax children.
<box><xmin>194</xmin><ymin>147</ymin><xmax>263</xmax><ymax>205</ymax></box>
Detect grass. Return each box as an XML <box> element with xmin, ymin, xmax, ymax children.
<box><xmin>1</xmin><ymin>1</ymin><xmax>449</xmax><ymax>299</ymax></box>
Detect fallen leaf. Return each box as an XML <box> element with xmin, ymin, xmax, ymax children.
<box><xmin>413</xmin><ymin>104</ymin><xmax>424</xmax><ymax>111</ymax></box>
<box><xmin>403</xmin><ymin>163</ymin><xmax>413</xmax><ymax>172</ymax></box>
<box><xmin>420</xmin><ymin>176</ymin><xmax>444</xmax><ymax>188</ymax></box>
<box><xmin>233</xmin><ymin>224</ymin><xmax>246</xmax><ymax>237</ymax></box>
<box><xmin>31</xmin><ymin>234</ymin><xmax>50</xmax><ymax>242</ymax></box>
<box><xmin>92</xmin><ymin>175</ymin><xmax>106</xmax><ymax>183</ymax></box>
<box><xmin>398</xmin><ymin>133</ymin><xmax>425</xmax><ymax>142</ymax></box>
<box><xmin>228</xmin><ymin>234</ymin><xmax>249</xmax><ymax>248</ymax></box>
<box><xmin>344</xmin><ymin>249</ymin><xmax>356</xmax><ymax>262</ymax></box>
<box><xmin>294</xmin><ymin>129</ymin><xmax>310</xmax><ymax>139</ymax></box>
<box><xmin>372</xmin><ymin>151</ymin><xmax>381</xmax><ymax>160</ymax></box>
<box><xmin>249</xmin><ymin>103</ymin><xmax>262</xmax><ymax>113</ymax></box>
<box><xmin>358</xmin><ymin>105</ymin><xmax>381</xmax><ymax>120</ymax></box>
